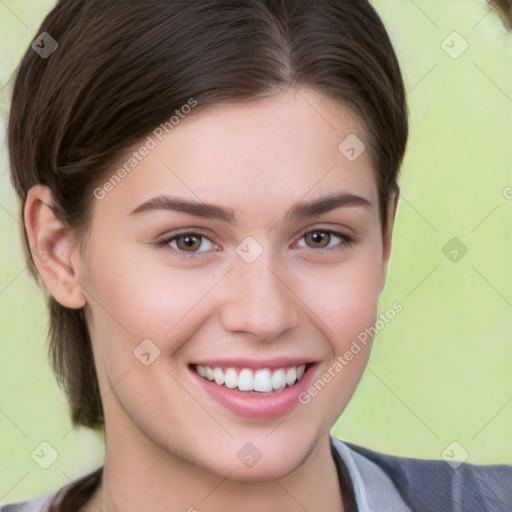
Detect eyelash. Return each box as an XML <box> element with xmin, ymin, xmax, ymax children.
<box><xmin>154</xmin><ymin>228</ymin><xmax>355</xmax><ymax>261</ymax></box>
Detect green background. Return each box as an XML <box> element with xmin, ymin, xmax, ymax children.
<box><xmin>1</xmin><ymin>0</ymin><xmax>511</xmax><ymax>502</ymax></box>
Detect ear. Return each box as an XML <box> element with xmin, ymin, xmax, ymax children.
<box><xmin>24</xmin><ymin>184</ymin><xmax>87</xmax><ymax>309</ymax></box>
<box><xmin>380</xmin><ymin>185</ymin><xmax>400</xmax><ymax>291</ymax></box>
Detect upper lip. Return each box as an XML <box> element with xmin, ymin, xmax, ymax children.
<box><xmin>190</xmin><ymin>358</ymin><xmax>317</xmax><ymax>369</ymax></box>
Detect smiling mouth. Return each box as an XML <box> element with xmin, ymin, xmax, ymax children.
<box><xmin>191</xmin><ymin>363</ymin><xmax>313</xmax><ymax>394</ymax></box>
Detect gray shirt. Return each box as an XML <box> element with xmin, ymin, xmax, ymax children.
<box><xmin>2</xmin><ymin>435</ymin><xmax>511</xmax><ymax>511</ymax></box>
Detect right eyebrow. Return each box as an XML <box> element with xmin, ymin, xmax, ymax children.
<box><xmin>129</xmin><ymin>195</ymin><xmax>237</xmax><ymax>223</ymax></box>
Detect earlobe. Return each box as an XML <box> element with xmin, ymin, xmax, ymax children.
<box><xmin>24</xmin><ymin>184</ymin><xmax>87</xmax><ymax>309</ymax></box>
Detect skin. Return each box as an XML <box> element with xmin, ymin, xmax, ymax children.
<box><xmin>25</xmin><ymin>87</ymin><xmax>398</xmax><ymax>512</ymax></box>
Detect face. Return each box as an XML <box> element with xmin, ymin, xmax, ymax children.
<box><xmin>78</xmin><ymin>88</ymin><xmax>393</xmax><ymax>480</ymax></box>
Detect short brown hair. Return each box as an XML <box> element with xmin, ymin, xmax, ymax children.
<box><xmin>8</xmin><ymin>0</ymin><xmax>408</xmax><ymax>431</ymax></box>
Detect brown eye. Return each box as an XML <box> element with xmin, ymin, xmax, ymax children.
<box><xmin>304</xmin><ymin>230</ymin><xmax>331</xmax><ymax>248</ymax></box>
<box><xmin>296</xmin><ymin>229</ymin><xmax>354</xmax><ymax>252</ymax></box>
<box><xmin>155</xmin><ymin>231</ymin><xmax>218</xmax><ymax>258</ymax></box>
<box><xmin>175</xmin><ymin>234</ymin><xmax>202</xmax><ymax>252</ymax></box>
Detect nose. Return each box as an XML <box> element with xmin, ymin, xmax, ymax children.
<box><xmin>219</xmin><ymin>251</ymin><xmax>300</xmax><ymax>340</ymax></box>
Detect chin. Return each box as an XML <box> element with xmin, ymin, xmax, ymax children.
<box><xmin>204</xmin><ymin>429</ymin><xmax>320</xmax><ymax>482</ymax></box>
<box><xmin>217</xmin><ymin>449</ymin><xmax>309</xmax><ymax>482</ymax></box>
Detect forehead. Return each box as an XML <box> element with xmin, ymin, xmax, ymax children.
<box><xmin>95</xmin><ymin>88</ymin><xmax>377</xmax><ymax>222</ymax></box>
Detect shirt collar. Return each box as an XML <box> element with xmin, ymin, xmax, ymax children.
<box><xmin>330</xmin><ymin>435</ymin><xmax>413</xmax><ymax>512</ymax></box>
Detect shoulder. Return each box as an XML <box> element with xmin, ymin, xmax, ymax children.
<box><xmin>332</xmin><ymin>436</ymin><xmax>512</xmax><ymax>512</ymax></box>
<box><xmin>0</xmin><ymin>489</ymin><xmax>58</xmax><ymax>512</ymax></box>
<box><xmin>1</xmin><ymin>466</ymin><xmax>102</xmax><ymax>512</ymax></box>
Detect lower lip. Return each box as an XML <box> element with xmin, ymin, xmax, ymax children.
<box><xmin>190</xmin><ymin>365</ymin><xmax>316</xmax><ymax>420</ymax></box>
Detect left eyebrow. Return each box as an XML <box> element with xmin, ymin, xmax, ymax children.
<box><xmin>282</xmin><ymin>192</ymin><xmax>373</xmax><ymax>223</ymax></box>
<box><xmin>128</xmin><ymin>192</ymin><xmax>373</xmax><ymax>223</ymax></box>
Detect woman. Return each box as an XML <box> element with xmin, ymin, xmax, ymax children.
<box><xmin>3</xmin><ymin>0</ymin><xmax>511</xmax><ymax>510</ymax></box>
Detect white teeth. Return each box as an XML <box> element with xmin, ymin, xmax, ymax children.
<box><xmin>224</xmin><ymin>368</ymin><xmax>238</xmax><ymax>389</ymax></box>
<box><xmin>213</xmin><ymin>367</ymin><xmax>225</xmax><ymax>385</ymax></box>
<box><xmin>254</xmin><ymin>368</ymin><xmax>272</xmax><ymax>392</ymax></box>
<box><xmin>194</xmin><ymin>364</ymin><xmax>309</xmax><ymax>393</ymax></box>
<box><xmin>285</xmin><ymin>367</ymin><xmax>297</xmax><ymax>387</ymax></box>
<box><xmin>204</xmin><ymin>366</ymin><xmax>214</xmax><ymax>381</ymax></box>
<box><xmin>271</xmin><ymin>369</ymin><xmax>286</xmax><ymax>391</ymax></box>
<box><xmin>238</xmin><ymin>368</ymin><xmax>254</xmax><ymax>391</ymax></box>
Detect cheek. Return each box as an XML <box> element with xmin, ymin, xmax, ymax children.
<box><xmin>296</xmin><ymin>260</ymin><xmax>379</xmax><ymax>424</ymax></box>
<box><xmin>300</xmin><ymin>249</ymin><xmax>383</xmax><ymax>418</ymax></box>
<box><xmin>88</xmin><ymin>243</ymin><xmax>225</xmax><ymax>336</ymax></box>
<box><xmin>84</xmin><ymin>243</ymin><xmax>234</xmax><ymax>387</ymax></box>
<box><xmin>297</xmin><ymin>249</ymin><xmax>383</xmax><ymax>348</ymax></box>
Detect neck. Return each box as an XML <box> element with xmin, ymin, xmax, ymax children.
<box><xmin>84</xmin><ymin>426</ymin><xmax>344</xmax><ymax>512</ymax></box>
